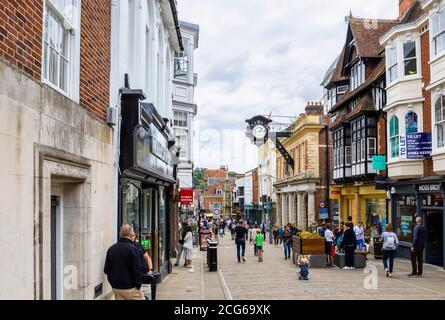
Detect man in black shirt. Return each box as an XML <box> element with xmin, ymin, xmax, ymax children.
<box><xmin>104</xmin><ymin>224</ymin><xmax>144</xmax><ymax>300</ymax></box>
<box><xmin>235</xmin><ymin>220</ymin><xmax>248</xmax><ymax>263</ymax></box>
<box><xmin>409</xmin><ymin>217</ymin><xmax>427</xmax><ymax>277</ymax></box>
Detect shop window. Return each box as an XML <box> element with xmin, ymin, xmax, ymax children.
<box><xmin>422</xmin><ymin>194</ymin><xmax>444</xmax><ymax>207</ymax></box>
<box><xmin>396</xmin><ymin>195</ymin><xmax>417</xmax><ymax>243</ymax></box>
<box><xmin>122</xmin><ymin>183</ymin><xmax>140</xmax><ymax>233</ymax></box>
<box><xmin>365</xmin><ymin>198</ymin><xmax>386</xmax><ymax>240</ymax></box>
<box><xmin>405</xmin><ymin>111</ymin><xmax>418</xmax><ymax>134</ymax></box>
<box><xmin>435</xmin><ymin>96</ymin><xmax>445</xmax><ymax>148</ymax></box>
<box><xmin>390</xmin><ymin>116</ymin><xmax>399</xmax><ymax>158</ymax></box>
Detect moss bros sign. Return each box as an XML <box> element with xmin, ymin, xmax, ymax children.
<box><xmin>418</xmin><ymin>183</ymin><xmax>442</xmax><ymax>192</ymax></box>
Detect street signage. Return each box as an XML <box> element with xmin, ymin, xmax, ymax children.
<box><xmin>375</xmin><ymin>176</ymin><xmax>389</xmax><ymax>190</ymax></box>
<box><xmin>319</xmin><ymin>208</ymin><xmax>329</xmax><ymax>220</ymax></box>
<box><xmin>406</xmin><ymin>133</ymin><xmax>432</xmax><ymax>159</ymax></box>
<box><xmin>213</xmin><ymin>209</ymin><xmax>221</xmax><ymax>220</ymax></box>
<box><xmin>372</xmin><ymin>155</ymin><xmax>386</xmax><ymax>171</ymax></box>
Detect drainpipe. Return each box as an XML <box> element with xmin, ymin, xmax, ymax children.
<box><xmin>325</xmin><ymin>125</ymin><xmax>330</xmax><ymax>219</ymax></box>
<box><xmin>168</xmin><ymin>0</ymin><xmax>184</xmax><ymax>51</ymax></box>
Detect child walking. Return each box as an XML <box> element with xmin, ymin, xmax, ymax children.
<box><xmin>255</xmin><ymin>230</ymin><xmax>264</xmax><ymax>262</ymax></box>
<box><xmin>297</xmin><ymin>255</ymin><xmax>309</xmax><ymax>280</ymax></box>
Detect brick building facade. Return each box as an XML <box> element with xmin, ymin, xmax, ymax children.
<box><xmin>0</xmin><ymin>0</ymin><xmax>114</xmax><ymax>299</ymax></box>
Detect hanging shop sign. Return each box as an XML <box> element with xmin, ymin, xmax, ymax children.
<box><xmin>372</xmin><ymin>155</ymin><xmax>387</xmax><ymax>171</ymax></box>
<box><xmin>180</xmin><ymin>189</ymin><xmax>194</xmax><ymax>205</ymax></box>
<box><xmin>406</xmin><ymin>133</ymin><xmax>432</xmax><ymax>159</ymax></box>
<box><xmin>319</xmin><ymin>207</ymin><xmax>329</xmax><ymax>220</ymax></box>
<box><xmin>375</xmin><ymin>176</ymin><xmax>389</xmax><ymax>190</ymax></box>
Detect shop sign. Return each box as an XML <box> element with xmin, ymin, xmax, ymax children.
<box><xmin>418</xmin><ymin>183</ymin><xmax>442</xmax><ymax>192</ymax></box>
<box><xmin>406</xmin><ymin>133</ymin><xmax>432</xmax><ymax>159</ymax></box>
<box><xmin>372</xmin><ymin>155</ymin><xmax>387</xmax><ymax>171</ymax></box>
<box><xmin>180</xmin><ymin>189</ymin><xmax>194</xmax><ymax>205</ymax></box>
<box><xmin>400</xmin><ymin>135</ymin><xmax>407</xmax><ymax>158</ymax></box>
<box><xmin>375</xmin><ymin>176</ymin><xmax>389</xmax><ymax>190</ymax></box>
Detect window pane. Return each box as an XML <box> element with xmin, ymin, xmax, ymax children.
<box><xmin>405</xmin><ymin>112</ymin><xmax>418</xmax><ymax>133</ymax></box>
<box><xmin>404</xmin><ymin>42</ymin><xmax>416</xmax><ymax>59</ymax></box>
<box><xmin>438</xmin><ymin>123</ymin><xmax>444</xmax><ymax>148</ymax></box>
<box><xmin>436</xmin><ymin>33</ymin><xmax>445</xmax><ymax>55</ymax></box>
<box><xmin>436</xmin><ymin>98</ymin><xmax>442</xmax><ymax>122</ymax></box>
<box><xmin>432</xmin><ymin>13</ymin><xmax>440</xmax><ymax>37</ymax></box>
<box><xmin>404</xmin><ymin>58</ymin><xmax>417</xmax><ymax>76</ymax></box>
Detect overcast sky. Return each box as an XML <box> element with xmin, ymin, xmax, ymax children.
<box><xmin>177</xmin><ymin>0</ymin><xmax>398</xmax><ymax>174</ymax></box>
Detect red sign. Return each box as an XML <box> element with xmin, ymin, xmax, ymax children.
<box><xmin>180</xmin><ymin>189</ymin><xmax>194</xmax><ymax>205</ymax></box>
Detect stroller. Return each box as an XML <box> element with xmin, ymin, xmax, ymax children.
<box><xmin>297</xmin><ymin>255</ymin><xmax>309</xmax><ymax>281</ymax></box>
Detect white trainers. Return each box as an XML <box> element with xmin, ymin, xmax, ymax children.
<box><xmin>343</xmin><ymin>266</ymin><xmax>350</xmax><ymax>270</ymax></box>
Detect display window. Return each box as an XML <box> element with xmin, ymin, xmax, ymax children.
<box><xmin>422</xmin><ymin>193</ymin><xmax>443</xmax><ymax>207</ymax></box>
<box><xmin>122</xmin><ymin>183</ymin><xmax>141</xmax><ymax>233</ymax></box>
<box><xmin>365</xmin><ymin>198</ymin><xmax>386</xmax><ymax>239</ymax></box>
<box><xmin>396</xmin><ymin>195</ymin><xmax>417</xmax><ymax>243</ymax></box>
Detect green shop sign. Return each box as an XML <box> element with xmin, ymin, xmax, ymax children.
<box><xmin>372</xmin><ymin>155</ymin><xmax>387</xmax><ymax>171</ymax></box>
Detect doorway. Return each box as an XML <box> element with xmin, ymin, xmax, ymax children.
<box><xmin>50</xmin><ymin>195</ymin><xmax>63</xmax><ymax>300</ymax></box>
<box><xmin>425</xmin><ymin>210</ymin><xmax>444</xmax><ymax>266</ymax></box>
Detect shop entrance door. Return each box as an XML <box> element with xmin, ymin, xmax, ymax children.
<box><xmin>424</xmin><ymin>210</ymin><xmax>443</xmax><ymax>266</ymax></box>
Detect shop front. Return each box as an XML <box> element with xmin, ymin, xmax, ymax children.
<box><xmin>390</xmin><ymin>179</ymin><xmax>445</xmax><ymax>268</ymax></box>
<box><xmin>331</xmin><ymin>185</ymin><xmax>387</xmax><ymax>239</ymax></box>
<box><xmin>119</xmin><ymin>89</ymin><xmax>177</xmax><ymax>278</ymax></box>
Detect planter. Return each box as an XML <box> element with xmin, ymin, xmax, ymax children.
<box><xmin>293</xmin><ymin>236</ymin><xmax>325</xmax><ymax>255</ymax></box>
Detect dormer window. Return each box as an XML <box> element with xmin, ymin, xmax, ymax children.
<box><xmin>216</xmin><ymin>189</ymin><xmax>223</xmax><ymax>196</ymax></box>
<box><xmin>350</xmin><ymin>60</ymin><xmax>365</xmax><ymax>91</ymax></box>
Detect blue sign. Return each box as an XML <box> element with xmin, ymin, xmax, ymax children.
<box><xmin>406</xmin><ymin>133</ymin><xmax>432</xmax><ymax>159</ymax></box>
<box><xmin>319</xmin><ymin>208</ymin><xmax>329</xmax><ymax>220</ymax></box>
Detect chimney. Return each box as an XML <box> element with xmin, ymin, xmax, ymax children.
<box><xmin>399</xmin><ymin>0</ymin><xmax>417</xmax><ymax>19</ymax></box>
<box><xmin>305</xmin><ymin>101</ymin><xmax>323</xmax><ymax>116</ymax></box>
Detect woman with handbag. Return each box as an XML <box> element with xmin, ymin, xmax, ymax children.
<box><xmin>183</xmin><ymin>225</ymin><xmax>194</xmax><ymax>269</ymax></box>
<box><xmin>282</xmin><ymin>225</ymin><xmax>293</xmax><ymax>260</ymax></box>
<box><xmin>324</xmin><ymin>223</ymin><xmax>336</xmax><ymax>267</ymax></box>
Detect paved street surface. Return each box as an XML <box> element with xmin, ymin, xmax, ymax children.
<box><xmin>158</xmin><ymin>234</ymin><xmax>445</xmax><ymax>300</ymax></box>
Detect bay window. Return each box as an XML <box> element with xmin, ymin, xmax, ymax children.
<box><xmin>174</xmin><ymin>111</ymin><xmax>189</xmax><ymax>159</ymax></box>
<box><xmin>435</xmin><ymin>96</ymin><xmax>445</xmax><ymax>148</ymax></box>
<box><xmin>403</xmin><ymin>42</ymin><xmax>417</xmax><ymax>76</ymax></box>
<box><xmin>43</xmin><ymin>0</ymin><xmax>78</xmax><ymax>94</ymax></box>
<box><xmin>431</xmin><ymin>10</ymin><xmax>445</xmax><ymax>55</ymax></box>
<box><xmin>390</xmin><ymin>116</ymin><xmax>400</xmax><ymax>158</ymax></box>
<box><xmin>351</xmin><ymin>117</ymin><xmax>376</xmax><ymax>176</ymax></box>
<box><xmin>388</xmin><ymin>47</ymin><xmax>398</xmax><ymax>83</ymax></box>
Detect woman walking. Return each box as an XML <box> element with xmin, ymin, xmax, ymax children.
<box><xmin>382</xmin><ymin>224</ymin><xmax>399</xmax><ymax>277</ymax></box>
<box><xmin>272</xmin><ymin>225</ymin><xmax>278</xmax><ymax>246</ymax></box>
<box><xmin>341</xmin><ymin>222</ymin><xmax>357</xmax><ymax>270</ymax></box>
<box><xmin>282</xmin><ymin>225</ymin><xmax>293</xmax><ymax>260</ymax></box>
<box><xmin>324</xmin><ymin>223</ymin><xmax>336</xmax><ymax>267</ymax></box>
<box><xmin>183</xmin><ymin>225</ymin><xmax>194</xmax><ymax>269</ymax></box>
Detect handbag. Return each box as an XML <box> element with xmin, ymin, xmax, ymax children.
<box><xmin>331</xmin><ymin>243</ymin><xmax>336</xmax><ymax>257</ymax></box>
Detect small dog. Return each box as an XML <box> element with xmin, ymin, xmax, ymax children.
<box><xmin>297</xmin><ymin>255</ymin><xmax>309</xmax><ymax>280</ymax></box>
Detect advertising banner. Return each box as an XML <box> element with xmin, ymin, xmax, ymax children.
<box><xmin>406</xmin><ymin>133</ymin><xmax>432</xmax><ymax>159</ymax></box>
<box><xmin>180</xmin><ymin>189</ymin><xmax>194</xmax><ymax>205</ymax></box>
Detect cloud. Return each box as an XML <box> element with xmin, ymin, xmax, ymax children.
<box><xmin>177</xmin><ymin>0</ymin><xmax>398</xmax><ymax>173</ymax></box>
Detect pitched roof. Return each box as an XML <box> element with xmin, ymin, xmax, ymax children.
<box><xmin>399</xmin><ymin>1</ymin><xmax>424</xmax><ymax>24</ymax></box>
<box><xmin>348</xmin><ymin>18</ymin><xmax>398</xmax><ymax>58</ymax></box>
<box><xmin>204</xmin><ymin>168</ymin><xmax>227</xmax><ymax>179</ymax></box>
<box><xmin>346</xmin><ymin>92</ymin><xmax>377</xmax><ymax>121</ymax></box>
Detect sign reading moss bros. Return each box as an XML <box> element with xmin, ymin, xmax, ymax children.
<box><xmin>418</xmin><ymin>183</ymin><xmax>442</xmax><ymax>192</ymax></box>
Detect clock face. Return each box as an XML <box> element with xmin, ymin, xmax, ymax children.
<box><xmin>252</xmin><ymin>125</ymin><xmax>267</xmax><ymax>140</ymax></box>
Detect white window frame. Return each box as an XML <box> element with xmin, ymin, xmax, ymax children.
<box><xmin>350</xmin><ymin>60</ymin><xmax>365</xmax><ymax>91</ymax></box>
<box><xmin>434</xmin><ymin>96</ymin><xmax>445</xmax><ymax>150</ymax></box>
<box><xmin>403</xmin><ymin>41</ymin><xmax>417</xmax><ymax>76</ymax></box>
<box><xmin>431</xmin><ymin>10</ymin><xmax>445</xmax><ymax>57</ymax></box>
<box><xmin>388</xmin><ymin>46</ymin><xmax>398</xmax><ymax>83</ymax></box>
<box><xmin>389</xmin><ymin>115</ymin><xmax>400</xmax><ymax>158</ymax></box>
<box><xmin>42</xmin><ymin>0</ymin><xmax>80</xmax><ymax>101</ymax></box>
<box><xmin>367</xmin><ymin>138</ymin><xmax>376</xmax><ymax>161</ymax></box>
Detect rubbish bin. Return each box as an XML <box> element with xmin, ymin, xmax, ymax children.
<box><xmin>207</xmin><ymin>240</ymin><xmax>218</xmax><ymax>272</ymax></box>
<box><xmin>373</xmin><ymin>240</ymin><xmax>383</xmax><ymax>259</ymax></box>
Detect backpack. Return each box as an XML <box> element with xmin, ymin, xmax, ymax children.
<box><xmin>386</xmin><ymin>234</ymin><xmax>396</xmax><ymax>250</ymax></box>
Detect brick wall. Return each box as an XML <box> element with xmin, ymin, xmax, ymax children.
<box><xmin>0</xmin><ymin>0</ymin><xmax>43</xmax><ymax>80</ymax></box>
<box><xmin>421</xmin><ymin>29</ymin><xmax>435</xmax><ymax>177</ymax></box>
<box><xmin>79</xmin><ymin>0</ymin><xmax>111</xmax><ymax>122</ymax></box>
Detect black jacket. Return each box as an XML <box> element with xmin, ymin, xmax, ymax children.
<box><xmin>412</xmin><ymin>224</ymin><xmax>427</xmax><ymax>249</ymax></box>
<box><xmin>104</xmin><ymin>238</ymin><xmax>142</xmax><ymax>290</ymax></box>
<box><xmin>341</xmin><ymin>228</ymin><xmax>357</xmax><ymax>248</ymax></box>
<box><xmin>234</xmin><ymin>226</ymin><xmax>248</xmax><ymax>240</ymax></box>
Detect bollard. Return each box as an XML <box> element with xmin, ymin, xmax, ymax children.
<box><xmin>207</xmin><ymin>240</ymin><xmax>218</xmax><ymax>272</ymax></box>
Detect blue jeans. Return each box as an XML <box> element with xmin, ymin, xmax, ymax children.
<box><xmin>283</xmin><ymin>241</ymin><xmax>291</xmax><ymax>258</ymax></box>
<box><xmin>382</xmin><ymin>249</ymin><xmax>396</xmax><ymax>273</ymax></box>
<box><xmin>236</xmin><ymin>239</ymin><xmax>246</xmax><ymax>261</ymax></box>
<box><xmin>357</xmin><ymin>239</ymin><xmax>365</xmax><ymax>250</ymax></box>
<box><xmin>254</xmin><ymin>244</ymin><xmax>258</xmax><ymax>256</ymax></box>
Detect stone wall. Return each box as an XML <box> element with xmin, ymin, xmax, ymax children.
<box><xmin>0</xmin><ymin>59</ymin><xmax>115</xmax><ymax>299</ymax></box>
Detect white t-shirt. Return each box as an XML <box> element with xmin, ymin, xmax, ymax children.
<box><xmin>354</xmin><ymin>226</ymin><xmax>365</xmax><ymax>241</ymax></box>
<box><xmin>325</xmin><ymin>229</ymin><xmax>335</xmax><ymax>242</ymax></box>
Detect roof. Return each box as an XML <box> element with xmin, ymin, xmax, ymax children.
<box><xmin>400</xmin><ymin>1</ymin><xmax>424</xmax><ymax>24</ymax></box>
<box><xmin>204</xmin><ymin>169</ymin><xmax>227</xmax><ymax>179</ymax></box>
<box><xmin>348</xmin><ymin>17</ymin><xmax>398</xmax><ymax>58</ymax></box>
<box><xmin>321</xmin><ymin>56</ymin><xmax>339</xmax><ymax>85</ymax></box>
<box><xmin>330</xmin><ymin>47</ymin><xmax>348</xmax><ymax>84</ymax></box>
<box><xmin>346</xmin><ymin>92</ymin><xmax>377</xmax><ymax>121</ymax></box>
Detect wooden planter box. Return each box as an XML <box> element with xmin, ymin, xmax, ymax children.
<box><xmin>293</xmin><ymin>236</ymin><xmax>325</xmax><ymax>255</ymax></box>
